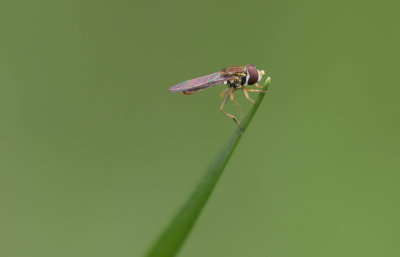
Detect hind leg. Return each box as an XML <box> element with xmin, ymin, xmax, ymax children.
<box><xmin>220</xmin><ymin>89</ymin><xmax>243</xmax><ymax>133</ymax></box>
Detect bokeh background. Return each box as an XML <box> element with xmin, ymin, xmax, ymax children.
<box><xmin>1</xmin><ymin>0</ymin><xmax>399</xmax><ymax>256</ymax></box>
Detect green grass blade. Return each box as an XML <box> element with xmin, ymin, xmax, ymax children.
<box><xmin>145</xmin><ymin>77</ymin><xmax>271</xmax><ymax>257</ymax></box>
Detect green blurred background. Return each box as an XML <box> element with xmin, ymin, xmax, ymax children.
<box><xmin>1</xmin><ymin>0</ymin><xmax>399</xmax><ymax>256</ymax></box>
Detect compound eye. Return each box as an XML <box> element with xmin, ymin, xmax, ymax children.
<box><xmin>247</xmin><ymin>64</ymin><xmax>258</xmax><ymax>85</ymax></box>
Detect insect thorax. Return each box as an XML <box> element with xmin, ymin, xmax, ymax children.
<box><xmin>227</xmin><ymin>75</ymin><xmax>246</xmax><ymax>89</ymax></box>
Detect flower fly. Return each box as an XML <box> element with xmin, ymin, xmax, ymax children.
<box><xmin>169</xmin><ymin>64</ymin><xmax>266</xmax><ymax>133</ymax></box>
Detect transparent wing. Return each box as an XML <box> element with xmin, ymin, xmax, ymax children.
<box><xmin>169</xmin><ymin>72</ymin><xmax>231</xmax><ymax>93</ymax></box>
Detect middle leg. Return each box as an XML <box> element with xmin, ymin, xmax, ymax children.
<box><xmin>242</xmin><ymin>87</ymin><xmax>255</xmax><ymax>103</ymax></box>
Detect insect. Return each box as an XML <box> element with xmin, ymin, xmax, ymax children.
<box><xmin>169</xmin><ymin>64</ymin><xmax>266</xmax><ymax>133</ymax></box>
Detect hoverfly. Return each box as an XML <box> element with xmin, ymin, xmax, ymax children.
<box><xmin>169</xmin><ymin>64</ymin><xmax>266</xmax><ymax>133</ymax></box>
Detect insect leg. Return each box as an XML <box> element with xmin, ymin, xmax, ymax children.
<box><xmin>229</xmin><ymin>90</ymin><xmax>243</xmax><ymax>118</ymax></box>
<box><xmin>255</xmin><ymin>83</ymin><xmax>264</xmax><ymax>88</ymax></box>
<box><xmin>242</xmin><ymin>87</ymin><xmax>255</xmax><ymax>103</ymax></box>
<box><xmin>220</xmin><ymin>89</ymin><xmax>243</xmax><ymax>133</ymax></box>
<box><xmin>245</xmin><ymin>88</ymin><xmax>267</xmax><ymax>94</ymax></box>
<box><xmin>220</xmin><ymin>88</ymin><xmax>229</xmax><ymax>98</ymax></box>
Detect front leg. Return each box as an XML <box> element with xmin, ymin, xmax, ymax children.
<box><xmin>255</xmin><ymin>83</ymin><xmax>264</xmax><ymax>89</ymax></box>
<box><xmin>245</xmin><ymin>88</ymin><xmax>267</xmax><ymax>94</ymax></box>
